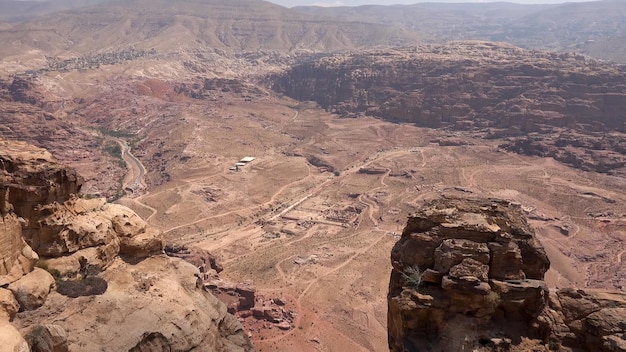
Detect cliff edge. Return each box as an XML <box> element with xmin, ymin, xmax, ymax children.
<box><xmin>388</xmin><ymin>197</ymin><xmax>626</xmax><ymax>352</ymax></box>
<box><xmin>0</xmin><ymin>139</ymin><xmax>254</xmax><ymax>352</ymax></box>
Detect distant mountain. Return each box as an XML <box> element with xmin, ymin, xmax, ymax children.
<box><xmin>1</xmin><ymin>0</ymin><xmax>624</xmax><ymax>62</ymax></box>
<box><xmin>293</xmin><ymin>0</ymin><xmax>626</xmax><ymax>62</ymax></box>
<box><xmin>0</xmin><ymin>0</ymin><xmax>421</xmax><ymax>58</ymax></box>
<box><xmin>0</xmin><ymin>0</ymin><xmax>113</xmax><ymax>22</ymax></box>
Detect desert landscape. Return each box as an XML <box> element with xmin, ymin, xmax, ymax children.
<box><xmin>1</xmin><ymin>0</ymin><xmax>626</xmax><ymax>351</ymax></box>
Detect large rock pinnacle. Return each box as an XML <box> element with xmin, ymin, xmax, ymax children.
<box><xmin>388</xmin><ymin>197</ymin><xmax>626</xmax><ymax>352</ymax></box>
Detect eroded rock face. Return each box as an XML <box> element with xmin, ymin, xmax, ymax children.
<box><xmin>0</xmin><ymin>140</ymin><xmax>83</xmax><ymax>242</ymax></box>
<box><xmin>0</xmin><ymin>200</ymin><xmax>38</xmax><ymax>286</ymax></box>
<box><xmin>388</xmin><ymin>197</ymin><xmax>626</xmax><ymax>352</ymax></box>
<box><xmin>0</xmin><ymin>139</ymin><xmax>254</xmax><ymax>352</ymax></box>
<box><xmin>272</xmin><ymin>42</ymin><xmax>626</xmax><ymax>176</ymax></box>
<box><xmin>36</xmin><ymin>197</ymin><xmax>164</xmax><ymax>276</ymax></box>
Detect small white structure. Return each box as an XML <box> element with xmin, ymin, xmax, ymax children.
<box><xmin>240</xmin><ymin>157</ymin><xmax>256</xmax><ymax>163</ymax></box>
<box><xmin>235</xmin><ymin>162</ymin><xmax>246</xmax><ymax>167</ymax></box>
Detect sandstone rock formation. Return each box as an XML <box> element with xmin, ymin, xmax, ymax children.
<box><xmin>388</xmin><ymin>197</ymin><xmax>626</xmax><ymax>352</ymax></box>
<box><xmin>272</xmin><ymin>42</ymin><xmax>626</xmax><ymax>176</ymax></box>
<box><xmin>0</xmin><ymin>187</ymin><xmax>38</xmax><ymax>286</ymax></box>
<box><xmin>8</xmin><ymin>268</ymin><xmax>55</xmax><ymax>311</ymax></box>
<box><xmin>0</xmin><ymin>139</ymin><xmax>83</xmax><ymax>240</ymax></box>
<box><xmin>0</xmin><ymin>139</ymin><xmax>255</xmax><ymax>352</ymax></box>
<box><xmin>16</xmin><ymin>256</ymin><xmax>254</xmax><ymax>352</ymax></box>
<box><xmin>24</xmin><ymin>324</ymin><xmax>69</xmax><ymax>352</ymax></box>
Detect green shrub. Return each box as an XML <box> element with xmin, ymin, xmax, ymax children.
<box><xmin>401</xmin><ymin>265</ymin><xmax>422</xmax><ymax>288</ymax></box>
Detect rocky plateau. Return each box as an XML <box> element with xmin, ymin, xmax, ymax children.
<box><xmin>272</xmin><ymin>41</ymin><xmax>626</xmax><ymax>176</ymax></box>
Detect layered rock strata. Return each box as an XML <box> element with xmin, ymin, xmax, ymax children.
<box><xmin>272</xmin><ymin>42</ymin><xmax>626</xmax><ymax>176</ymax></box>
<box><xmin>388</xmin><ymin>197</ymin><xmax>626</xmax><ymax>352</ymax></box>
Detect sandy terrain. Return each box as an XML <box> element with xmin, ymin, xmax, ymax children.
<box><xmin>113</xmin><ymin>96</ymin><xmax>626</xmax><ymax>352</ymax></box>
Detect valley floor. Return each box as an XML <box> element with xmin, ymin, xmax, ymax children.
<box><xmin>114</xmin><ymin>99</ymin><xmax>626</xmax><ymax>351</ymax></box>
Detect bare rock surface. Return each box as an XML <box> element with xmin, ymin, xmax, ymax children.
<box><xmin>15</xmin><ymin>255</ymin><xmax>254</xmax><ymax>352</ymax></box>
<box><xmin>0</xmin><ymin>205</ymin><xmax>38</xmax><ymax>286</ymax></box>
<box><xmin>8</xmin><ymin>268</ymin><xmax>55</xmax><ymax>311</ymax></box>
<box><xmin>36</xmin><ymin>197</ymin><xmax>164</xmax><ymax>276</ymax></box>
<box><xmin>0</xmin><ymin>288</ymin><xmax>19</xmax><ymax>320</ymax></box>
<box><xmin>388</xmin><ymin>197</ymin><xmax>626</xmax><ymax>352</ymax></box>
<box><xmin>0</xmin><ymin>320</ymin><xmax>29</xmax><ymax>352</ymax></box>
<box><xmin>0</xmin><ymin>139</ymin><xmax>83</xmax><ymax>240</ymax></box>
<box><xmin>165</xmin><ymin>243</ymin><xmax>223</xmax><ymax>275</ymax></box>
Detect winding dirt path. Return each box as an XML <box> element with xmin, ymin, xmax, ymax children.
<box><xmin>116</xmin><ymin>139</ymin><xmax>146</xmax><ymax>191</ymax></box>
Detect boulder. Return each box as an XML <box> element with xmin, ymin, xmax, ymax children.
<box><xmin>0</xmin><ymin>320</ymin><xmax>29</xmax><ymax>352</ymax></box>
<box><xmin>8</xmin><ymin>268</ymin><xmax>55</xmax><ymax>311</ymax></box>
<box><xmin>0</xmin><ymin>288</ymin><xmax>20</xmax><ymax>320</ymax></box>
<box><xmin>34</xmin><ymin>198</ymin><xmax>164</xmax><ymax>274</ymax></box>
<box><xmin>25</xmin><ymin>325</ymin><xmax>69</xmax><ymax>352</ymax></box>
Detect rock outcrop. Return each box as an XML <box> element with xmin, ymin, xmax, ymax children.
<box><xmin>272</xmin><ymin>42</ymin><xmax>626</xmax><ymax>176</ymax></box>
<box><xmin>0</xmin><ymin>187</ymin><xmax>38</xmax><ymax>286</ymax></box>
<box><xmin>0</xmin><ymin>139</ymin><xmax>255</xmax><ymax>352</ymax></box>
<box><xmin>17</xmin><ymin>255</ymin><xmax>254</xmax><ymax>352</ymax></box>
<box><xmin>0</xmin><ymin>139</ymin><xmax>83</xmax><ymax>240</ymax></box>
<box><xmin>388</xmin><ymin>197</ymin><xmax>626</xmax><ymax>352</ymax></box>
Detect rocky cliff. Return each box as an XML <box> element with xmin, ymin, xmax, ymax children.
<box><xmin>272</xmin><ymin>41</ymin><xmax>626</xmax><ymax>176</ymax></box>
<box><xmin>388</xmin><ymin>197</ymin><xmax>626</xmax><ymax>352</ymax></box>
<box><xmin>0</xmin><ymin>139</ymin><xmax>254</xmax><ymax>352</ymax></box>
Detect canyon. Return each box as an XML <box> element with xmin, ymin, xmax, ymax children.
<box><xmin>0</xmin><ymin>0</ymin><xmax>625</xmax><ymax>351</ymax></box>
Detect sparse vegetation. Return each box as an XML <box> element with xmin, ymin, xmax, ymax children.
<box><xmin>107</xmin><ymin>175</ymin><xmax>126</xmax><ymax>203</ymax></box>
<box><xmin>103</xmin><ymin>141</ymin><xmax>123</xmax><ymax>159</ymax></box>
<box><xmin>400</xmin><ymin>265</ymin><xmax>422</xmax><ymax>288</ymax></box>
<box><xmin>98</xmin><ymin>128</ymin><xmax>134</xmax><ymax>138</ymax></box>
<box><xmin>484</xmin><ymin>290</ymin><xmax>501</xmax><ymax>313</ymax></box>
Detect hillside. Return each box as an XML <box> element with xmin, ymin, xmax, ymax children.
<box><xmin>294</xmin><ymin>0</ymin><xmax>626</xmax><ymax>62</ymax></box>
<box><xmin>0</xmin><ymin>0</ymin><xmax>112</xmax><ymax>22</ymax></box>
<box><xmin>0</xmin><ymin>0</ymin><xmax>420</xmax><ymax>61</ymax></box>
